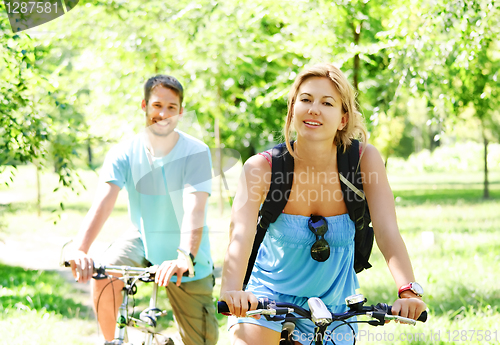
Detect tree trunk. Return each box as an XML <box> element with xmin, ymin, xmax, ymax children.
<box><xmin>352</xmin><ymin>22</ymin><xmax>362</xmax><ymax>93</ymax></box>
<box><xmin>87</xmin><ymin>138</ymin><xmax>93</xmax><ymax>167</ymax></box>
<box><xmin>483</xmin><ymin>134</ymin><xmax>490</xmax><ymax>199</ymax></box>
<box><xmin>214</xmin><ymin>117</ymin><xmax>223</xmax><ymax>215</ymax></box>
<box><xmin>36</xmin><ymin>164</ymin><xmax>41</xmax><ymax>217</ymax></box>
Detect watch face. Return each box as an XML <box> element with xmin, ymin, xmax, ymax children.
<box><xmin>411</xmin><ymin>282</ymin><xmax>424</xmax><ymax>296</ymax></box>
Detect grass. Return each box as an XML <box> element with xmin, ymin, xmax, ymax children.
<box><xmin>0</xmin><ymin>263</ymin><xmax>97</xmax><ymax>345</ymax></box>
<box><xmin>1</xmin><ymin>163</ymin><xmax>500</xmax><ymax>344</ymax></box>
<box><xmin>354</xmin><ymin>170</ymin><xmax>500</xmax><ymax>345</ymax></box>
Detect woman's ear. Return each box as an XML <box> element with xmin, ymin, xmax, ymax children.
<box><xmin>338</xmin><ymin>112</ymin><xmax>348</xmax><ymax>130</ymax></box>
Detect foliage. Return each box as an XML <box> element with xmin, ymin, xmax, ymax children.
<box><xmin>2</xmin><ymin>0</ymin><xmax>500</xmax><ymax>189</ymax></box>
<box><xmin>1</xmin><ymin>4</ymin><xmax>88</xmax><ymax>192</ymax></box>
<box><xmin>1</xmin><ymin>14</ymin><xmax>46</xmax><ymax>168</ymax></box>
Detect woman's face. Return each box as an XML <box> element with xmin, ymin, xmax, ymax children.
<box><xmin>292</xmin><ymin>76</ymin><xmax>347</xmax><ymax>143</ymax></box>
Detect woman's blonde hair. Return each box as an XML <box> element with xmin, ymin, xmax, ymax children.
<box><xmin>284</xmin><ymin>63</ymin><xmax>368</xmax><ymax>157</ymax></box>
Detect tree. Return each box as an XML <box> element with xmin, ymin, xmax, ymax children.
<box><xmin>419</xmin><ymin>0</ymin><xmax>500</xmax><ymax>198</ymax></box>
<box><xmin>1</xmin><ymin>6</ymin><xmax>87</xmax><ymax>215</ymax></box>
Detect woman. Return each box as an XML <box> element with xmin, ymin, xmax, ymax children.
<box><xmin>220</xmin><ymin>63</ymin><xmax>426</xmax><ymax>344</ymax></box>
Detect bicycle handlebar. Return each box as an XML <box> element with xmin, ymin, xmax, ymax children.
<box><xmin>216</xmin><ymin>299</ymin><xmax>427</xmax><ymax>323</ymax></box>
<box><xmin>63</xmin><ymin>261</ymin><xmax>191</xmax><ymax>277</ymax></box>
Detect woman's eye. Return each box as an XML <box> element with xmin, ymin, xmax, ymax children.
<box><xmin>301</xmin><ymin>98</ymin><xmax>311</xmax><ymax>103</ymax></box>
<box><xmin>324</xmin><ymin>102</ymin><xmax>333</xmax><ymax>106</ymax></box>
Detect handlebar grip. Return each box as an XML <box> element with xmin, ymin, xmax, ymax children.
<box><xmin>64</xmin><ymin>260</ymin><xmax>96</xmax><ymax>270</ymax></box>
<box><xmin>217</xmin><ymin>301</ymin><xmax>265</xmax><ymax>315</ymax></box>
<box><xmin>217</xmin><ymin>301</ymin><xmax>230</xmax><ymax>314</ymax></box>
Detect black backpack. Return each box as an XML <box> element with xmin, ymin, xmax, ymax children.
<box><xmin>243</xmin><ymin>140</ymin><xmax>374</xmax><ymax>288</ymax></box>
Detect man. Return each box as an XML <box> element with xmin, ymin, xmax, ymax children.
<box><xmin>69</xmin><ymin>75</ymin><xmax>219</xmax><ymax>345</ymax></box>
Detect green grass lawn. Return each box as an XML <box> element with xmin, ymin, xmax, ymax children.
<box><xmin>1</xmin><ymin>164</ymin><xmax>500</xmax><ymax>344</ymax></box>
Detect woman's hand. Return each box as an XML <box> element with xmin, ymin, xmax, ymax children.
<box><xmin>220</xmin><ymin>290</ymin><xmax>260</xmax><ymax>318</ymax></box>
<box><xmin>391</xmin><ymin>293</ymin><xmax>427</xmax><ymax>320</ymax></box>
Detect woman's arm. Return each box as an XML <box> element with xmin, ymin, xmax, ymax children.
<box><xmin>220</xmin><ymin>154</ymin><xmax>271</xmax><ymax>317</ymax></box>
<box><xmin>360</xmin><ymin>144</ymin><xmax>426</xmax><ymax>320</ymax></box>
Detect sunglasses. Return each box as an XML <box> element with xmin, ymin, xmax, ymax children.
<box><xmin>308</xmin><ymin>215</ymin><xmax>330</xmax><ymax>262</ymax></box>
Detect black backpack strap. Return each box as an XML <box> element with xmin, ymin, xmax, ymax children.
<box><xmin>337</xmin><ymin>140</ymin><xmax>373</xmax><ymax>273</ymax></box>
<box><xmin>243</xmin><ymin>142</ymin><xmax>294</xmax><ymax>288</ymax></box>
<box><xmin>337</xmin><ymin>140</ymin><xmax>365</xmax><ymax>227</ymax></box>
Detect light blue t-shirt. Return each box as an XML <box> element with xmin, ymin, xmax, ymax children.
<box><xmin>100</xmin><ymin>129</ymin><xmax>213</xmax><ymax>282</ymax></box>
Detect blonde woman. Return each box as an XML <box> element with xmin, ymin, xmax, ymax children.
<box><xmin>220</xmin><ymin>63</ymin><xmax>426</xmax><ymax>344</ymax></box>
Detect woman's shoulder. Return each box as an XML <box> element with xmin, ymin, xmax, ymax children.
<box><xmin>244</xmin><ymin>152</ymin><xmax>273</xmax><ymax>174</ymax></box>
<box><xmin>359</xmin><ymin>143</ymin><xmax>386</xmax><ymax>175</ymax></box>
<box><xmin>359</xmin><ymin>142</ymin><xmax>379</xmax><ymax>159</ymax></box>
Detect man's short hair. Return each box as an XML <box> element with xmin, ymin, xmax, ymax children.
<box><xmin>144</xmin><ymin>75</ymin><xmax>184</xmax><ymax>106</ymax></box>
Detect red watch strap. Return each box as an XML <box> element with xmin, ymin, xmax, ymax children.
<box><xmin>398</xmin><ymin>283</ymin><xmax>412</xmax><ymax>298</ymax></box>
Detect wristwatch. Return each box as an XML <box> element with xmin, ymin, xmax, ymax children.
<box><xmin>398</xmin><ymin>282</ymin><xmax>424</xmax><ymax>298</ymax></box>
<box><xmin>177</xmin><ymin>248</ymin><xmax>196</xmax><ymax>278</ymax></box>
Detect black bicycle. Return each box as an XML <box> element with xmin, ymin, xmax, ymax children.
<box><xmin>218</xmin><ymin>293</ymin><xmax>427</xmax><ymax>345</ymax></box>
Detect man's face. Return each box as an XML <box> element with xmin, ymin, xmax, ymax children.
<box><xmin>142</xmin><ymin>85</ymin><xmax>183</xmax><ymax>137</ymax></box>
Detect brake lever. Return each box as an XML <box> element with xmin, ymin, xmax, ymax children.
<box><xmin>384</xmin><ymin>314</ymin><xmax>417</xmax><ymax>326</ymax></box>
<box><xmin>246</xmin><ymin>309</ymin><xmax>273</xmax><ymax>317</ymax></box>
<box><xmin>246</xmin><ymin>307</ymin><xmax>294</xmax><ymax>317</ymax></box>
<box><xmin>366</xmin><ymin>311</ymin><xmax>417</xmax><ymax>326</ymax></box>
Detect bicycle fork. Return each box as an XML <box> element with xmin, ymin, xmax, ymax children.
<box><xmin>113</xmin><ymin>281</ymin><xmax>163</xmax><ymax>345</ymax></box>
<box><xmin>142</xmin><ymin>282</ymin><xmax>159</xmax><ymax>345</ymax></box>
<box><xmin>114</xmin><ymin>287</ymin><xmax>130</xmax><ymax>343</ymax></box>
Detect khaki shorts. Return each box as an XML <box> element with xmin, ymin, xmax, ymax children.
<box><xmin>101</xmin><ymin>232</ymin><xmax>219</xmax><ymax>345</ymax></box>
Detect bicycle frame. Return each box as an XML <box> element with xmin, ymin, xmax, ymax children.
<box><xmin>92</xmin><ymin>265</ymin><xmax>168</xmax><ymax>345</ymax></box>
<box><xmin>61</xmin><ymin>243</ymin><xmax>173</xmax><ymax>345</ymax></box>
<box><xmin>112</xmin><ymin>277</ymin><xmax>159</xmax><ymax>344</ymax></box>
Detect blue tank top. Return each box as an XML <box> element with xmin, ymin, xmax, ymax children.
<box><xmin>249</xmin><ymin>212</ymin><xmax>359</xmax><ymax>308</ymax></box>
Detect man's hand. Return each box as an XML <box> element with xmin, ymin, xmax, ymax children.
<box><xmin>155</xmin><ymin>256</ymin><xmax>190</xmax><ymax>287</ymax></box>
<box><xmin>68</xmin><ymin>250</ymin><xmax>95</xmax><ymax>283</ymax></box>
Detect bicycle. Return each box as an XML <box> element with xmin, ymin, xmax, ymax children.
<box><xmin>63</xmin><ymin>261</ymin><xmax>179</xmax><ymax>345</ymax></box>
<box><xmin>217</xmin><ymin>293</ymin><xmax>427</xmax><ymax>345</ymax></box>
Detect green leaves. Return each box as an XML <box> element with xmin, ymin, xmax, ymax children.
<box><xmin>2</xmin><ymin>0</ymin><xmax>499</xmax><ymax>185</ymax></box>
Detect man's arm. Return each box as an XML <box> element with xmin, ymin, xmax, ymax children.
<box><xmin>154</xmin><ymin>191</ymin><xmax>209</xmax><ymax>287</ymax></box>
<box><xmin>178</xmin><ymin>191</ymin><xmax>208</xmax><ymax>257</ymax></box>
<box><xmin>69</xmin><ymin>182</ymin><xmax>120</xmax><ymax>283</ymax></box>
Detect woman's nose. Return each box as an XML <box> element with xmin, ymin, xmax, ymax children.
<box><xmin>308</xmin><ymin>102</ymin><xmax>320</xmax><ymax>115</ymax></box>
